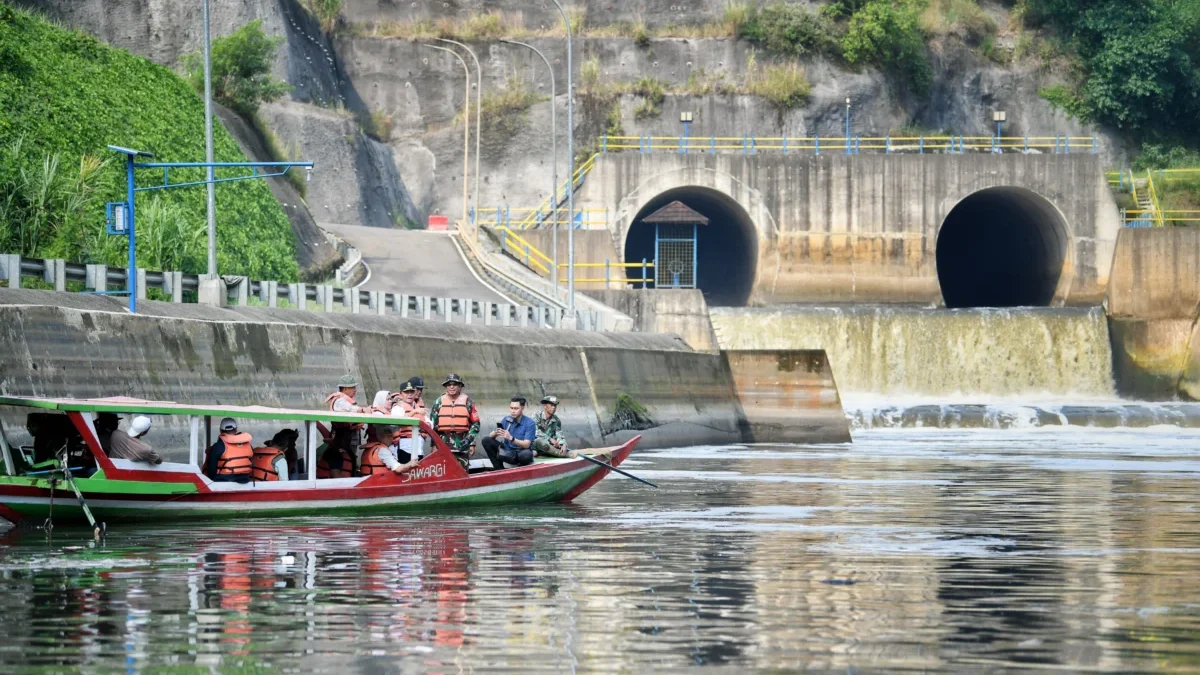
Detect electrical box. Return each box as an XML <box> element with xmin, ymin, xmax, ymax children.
<box><xmin>106</xmin><ymin>202</ymin><xmax>128</xmax><ymax>235</ymax></box>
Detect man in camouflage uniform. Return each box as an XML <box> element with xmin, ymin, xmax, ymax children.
<box><xmin>532</xmin><ymin>395</ymin><xmax>576</xmax><ymax>458</ymax></box>
<box><xmin>429</xmin><ymin>373</ymin><xmax>480</xmax><ymax>468</ymax></box>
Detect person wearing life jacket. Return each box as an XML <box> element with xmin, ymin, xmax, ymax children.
<box><xmin>325</xmin><ymin>374</ymin><xmax>368</xmax><ymax>471</ymax></box>
<box><xmin>430</xmin><ymin>373</ymin><xmax>480</xmax><ymax>467</ymax></box>
<box><xmin>326</xmin><ymin>374</ymin><xmax>368</xmax><ymax>415</ymax></box>
<box><xmin>250</xmin><ymin>432</ymin><xmax>291</xmax><ymax>482</ymax></box>
<box><xmin>316</xmin><ymin>440</ymin><xmax>355</xmax><ymax>479</ymax></box>
<box><xmin>204</xmin><ymin>418</ymin><xmax>254</xmax><ymax>483</ymax></box>
<box><xmin>370</xmin><ymin>390</ymin><xmax>394</xmax><ymax>415</ymax></box>
<box><xmin>390</xmin><ymin>380</ymin><xmax>430</xmax><ymax>461</ymax></box>
<box><xmin>358</xmin><ymin>424</ymin><xmax>419</xmax><ymax>477</ymax></box>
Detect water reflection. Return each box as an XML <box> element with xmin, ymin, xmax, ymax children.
<box><xmin>1</xmin><ymin>427</ymin><xmax>1199</xmax><ymax>672</ymax></box>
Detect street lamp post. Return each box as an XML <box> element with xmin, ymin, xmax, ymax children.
<box><xmin>501</xmin><ymin>38</ymin><xmax>559</xmax><ymax>291</ymax></box>
<box><xmin>679</xmin><ymin>111</ymin><xmax>693</xmax><ymax>154</ymax></box>
<box><xmin>437</xmin><ymin>39</ymin><xmax>482</xmax><ymax>237</ymax></box>
<box><xmin>421</xmin><ymin>44</ymin><xmax>472</xmax><ymax>227</ymax></box>
<box><xmin>844</xmin><ymin>97</ymin><xmax>851</xmax><ymax>155</ymax></box>
<box><xmin>993</xmin><ymin>110</ymin><xmax>1007</xmax><ymax>153</ymax></box>
<box><xmin>546</xmin><ymin>0</ymin><xmax>575</xmax><ymax>317</ymax></box>
<box><xmin>202</xmin><ymin>0</ymin><xmax>217</xmax><ymax>278</ymax></box>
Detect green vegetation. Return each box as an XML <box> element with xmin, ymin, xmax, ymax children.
<box><xmin>631</xmin><ymin>77</ymin><xmax>666</xmax><ymax>119</ymax></box>
<box><xmin>744</xmin><ymin>57</ymin><xmax>811</xmax><ymax>109</ymax></box>
<box><xmin>919</xmin><ymin>0</ymin><xmax>994</xmax><ymax>43</ymax></box>
<box><xmin>458</xmin><ymin>76</ymin><xmax>546</xmax><ymax>137</ymax></box>
<box><xmin>362</xmin><ymin>109</ymin><xmax>394</xmax><ymax>142</ymax></box>
<box><xmin>305</xmin><ymin>0</ymin><xmax>343</xmax><ymax>34</ymax></box>
<box><xmin>740</xmin><ymin>2</ymin><xmax>839</xmax><ymax>57</ymax></box>
<box><xmin>183</xmin><ymin>20</ymin><xmax>290</xmax><ymax>117</ymax></box>
<box><xmin>0</xmin><ymin>3</ymin><xmax>298</xmax><ymax>280</ymax></box>
<box><xmin>842</xmin><ymin>0</ymin><xmax>932</xmax><ymax>94</ymax></box>
<box><xmin>608</xmin><ymin>392</ymin><xmax>655</xmax><ymax>432</ymax></box>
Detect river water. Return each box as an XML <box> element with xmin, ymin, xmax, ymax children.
<box><xmin>2</xmin><ymin>427</ymin><xmax>1199</xmax><ymax>673</ymax></box>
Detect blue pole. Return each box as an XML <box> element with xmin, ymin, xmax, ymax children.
<box><xmin>845</xmin><ymin>102</ymin><xmax>850</xmax><ymax>155</ymax></box>
<box><xmin>126</xmin><ymin>154</ymin><xmax>136</xmax><ymax>313</ymax></box>
<box><xmin>783</xmin><ymin>135</ymin><xmax>787</xmax><ymax>155</ymax></box>
<box><xmin>886</xmin><ymin>136</ymin><xmax>891</xmax><ymax>154</ymax></box>
<box><xmin>605</xmin><ymin>259</ymin><xmax>610</xmax><ymax>288</ymax></box>
<box><xmin>642</xmin><ymin>258</ymin><xmax>647</xmax><ymax>288</ymax></box>
<box><xmin>710</xmin><ymin>136</ymin><xmax>715</xmax><ymax>154</ymax></box>
<box><xmin>654</xmin><ymin>225</ymin><xmax>659</xmax><ymax>289</ymax></box>
<box><xmin>815</xmin><ymin>137</ymin><xmax>820</xmax><ymax>155</ymax></box>
<box><xmin>692</xmin><ymin>223</ymin><xmax>697</xmax><ymax>288</ymax></box>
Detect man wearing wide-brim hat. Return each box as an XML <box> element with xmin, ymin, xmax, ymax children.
<box><xmin>429</xmin><ymin>373</ymin><xmax>480</xmax><ymax>468</ymax></box>
<box><xmin>532</xmin><ymin>395</ymin><xmax>576</xmax><ymax>458</ymax></box>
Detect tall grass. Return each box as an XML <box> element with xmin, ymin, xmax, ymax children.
<box><xmin>744</xmin><ymin>55</ymin><xmax>810</xmax><ymax>109</ymax></box>
<box><xmin>919</xmin><ymin>0</ymin><xmax>995</xmax><ymax>43</ymax></box>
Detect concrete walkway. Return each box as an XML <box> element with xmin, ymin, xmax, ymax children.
<box><xmin>321</xmin><ymin>224</ymin><xmax>508</xmax><ymax>304</ymax></box>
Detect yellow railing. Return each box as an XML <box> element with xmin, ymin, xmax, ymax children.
<box><xmin>512</xmin><ymin>153</ymin><xmax>601</xmax><ymax>230</ymax></box>
<box><xmin>1144</xmin><ymin>170</ymin><xmax>1165</xmax><ymax>228</ymax></box>
<box><xmin>495</xmin><ymin>227</ymin><xmax>553</xmax><ymax>276</ymax></box>
<box><xmin>602</xmin><ymin>134</ymin><xmax>1097</xmax><ymax>154</ymax></box>
<box><xmin>557</xmin><ymin>261</ymin><xmax>655</xmax><ymax>286</ymax></box>
<box><xmin>474</xmin><ymin>207</ymin><xmax>608</xmax><ymax>229</ymax></box>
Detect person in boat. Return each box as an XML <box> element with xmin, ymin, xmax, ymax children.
<box><xmin>205</xmin><ymin>418</ymin><xmax>254</xmax><ymax>483</ymax></box>
<box><xmin>269</xmin><ymin>428</ymin><xmax>301</xmax><ymax>478</ymax></box>
<box><xmin>408</xmin><ymin>376</ymin><xmax>426</xmax><ymax>408</ymax></box>
<box><xmin>370</xmin><ymin>390</ymin><xmax>393</xmax><ymax>415</ymax></box>
<box><xmin>358</xmin><ymin>424</ymin><xmax>420</xmax><ymax>477</ymax></box>
<box><xmin>251</xmin><ymin>431</ymin><xmax>292</xmax><ymax>482</ymax></box>
<box><xmin>105</xmin><ymin>415</ymin><xmax>163</xmax><ymax>465</ymax></box>
<box><xmin>316</xmin><ymin>440</ymin><xmax>355</xmax><ymax>479</ymax></box>
<box><xmin>532</xmin><ymin>395</ymin><xmax>576</xmax><ymax>459</ymax></box>
<box><xmin>326</xmin><ymin>374</ymin><xmax>368</xmax><ymax>468</ymax></box>
<box><xmin>482</xmin><ymin>396</ymin><xmax>536</xmax><ymax>469</ymax></box>
<box><xmin>430</xmin><ymin>373</ymin><xmax>480</xmax><ymax>468</ymax></box>
<box><xmin>390</xmin><ymin>380</ymin><xmax>428</xmax><ymax>460</ymax></box>
<box><xmin>327</xmin><ymin>374</ymin><xmax>368</xmax><ymax>414</ymax></box>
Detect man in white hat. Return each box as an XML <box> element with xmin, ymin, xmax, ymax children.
<box><xmin>106</xmin><ymin>415</ymin><xmax>163</xmax><ymax>465</ymax></box>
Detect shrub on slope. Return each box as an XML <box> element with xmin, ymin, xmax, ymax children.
<box><xmin>0</xmin><ymin>2</ymin><xmax>298</xmax><ymax>281</ymax></box>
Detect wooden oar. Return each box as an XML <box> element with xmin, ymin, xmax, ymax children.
<box><xmin>578</xmin><ymin>453</ymin><xmax>658</xmax><ymax>488</ymax></box>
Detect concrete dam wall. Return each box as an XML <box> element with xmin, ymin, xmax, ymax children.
<box><xmin>0</xmin><ymin>290</ymin><xmax>849</xmax><ymax>448</ymax></box>
<box><xmin>577</xmin><ymin>153</ymin><xmax>1121</xmax><ymax>308</ymax></box>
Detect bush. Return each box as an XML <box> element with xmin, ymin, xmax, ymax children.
<box><xmin>362</xmin><ymin>109</ymin><xmax>394</xmax><ymax>142</ymax></box>
<box><xmin>183</xmin><ymin>20</ymin><xmax>291</xmax><ymax>116</ymax></box>
<box><xmin>740</xmin><ymin>2</ymin><xmax>839</xmax><ymax>57</ymax></box>
<box><xmin>842</xmin><ymin>0</ymin><xmax>931</xmax><ymax>94</ymax></box>
<box><xmin>1038</xmin><ymin>84</ymin><xmax>1086</xmax><ymax>118</ymax></box>
<box><xmin>920</xmin><ymin>0</ymin><xmax>994</xmax><ymax>44</ymax></box>
<box><xmin>745</xmin><ymin>58</ymin><xmax>811</xmax><ymax>109</ymax></box>
<box><xmin>305</xmin><ymin>0</ymin><xmax>343</xmax><ymax>33</ymax></box>
<box><xmin>0</xmin><ymin>3</ymin><xmax>298</xmax><ymax>280</ymax></box>
<box><xmin>633</xmin><ymin>99</ymin><xmax>662</xmax><ymax>120</ymax></box>
<box><xmin>631</xmin><ymin>77</ymin><xmax>666</xmax><ymax>106</ymax></box>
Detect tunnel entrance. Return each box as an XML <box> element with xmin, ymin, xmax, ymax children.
<box><xmin>935</xmin><ymin>187</ymin><xmax>1069</xmax><ymax>308</ymax></box>
<box><xmin>624</xmin><ymin>187</ymin><xmax>758</xmax><ymax>307</ymax></box>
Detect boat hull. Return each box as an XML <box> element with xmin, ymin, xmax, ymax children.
<box><xmin>0</xmin><ymin>439</ymin><xmax>638</xmax><ymax>525</ymax></box>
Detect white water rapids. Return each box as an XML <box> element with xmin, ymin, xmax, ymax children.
<box><xmin>710</xmin><ymin>305</ymin><xmax>1200</xmax><ymax>429</ymax></box>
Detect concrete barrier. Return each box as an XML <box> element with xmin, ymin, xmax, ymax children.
<box><xmin>586</xmin><ymin>289</ymin><xmax>720</xmax><ymax>352</ymax></box>
<box><xmin>0</xmin><ymin>289</ymin><xmax>849</xmax><ymax>449</ymax></box>
<box><xmin>722</xmin><ymin>350</ymin><xmax>852</xmax><ymax>443</ymax></box>
<box><xmin>1107</xmin><ymin>228</ymin><xmax>1200</xmax><ymax>400</ymax></box>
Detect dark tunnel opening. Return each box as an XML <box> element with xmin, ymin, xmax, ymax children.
<box><xmin>624</xmin><ymin>187</ymin><xmax>758</xmax><ymax>307</ymax></box>
<box><xmin>935</xmin><ymin>187</ymin><xmax>1069</xmax><ymax>308</ymax></box>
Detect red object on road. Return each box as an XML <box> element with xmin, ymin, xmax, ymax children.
<box><xmin>427</xmin><ymin>215</ymin><xmax>449</xmax><ymax>231</ymax></box>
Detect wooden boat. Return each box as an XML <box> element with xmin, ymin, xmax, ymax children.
<box><xmin>0</xmin><ymin>396</ymin><xmax>639</xmax><ymax>526</ymax></box>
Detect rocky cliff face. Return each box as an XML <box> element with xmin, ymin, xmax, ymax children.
<box><xmin>18</xmin><ymin>0</ymin><xmax>1124</xmax><ymax>232</ymax></box>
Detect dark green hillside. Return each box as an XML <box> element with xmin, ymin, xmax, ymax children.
<box><xmin>0</xmin><ymin>2</ymin><xmax>298</xmax><ymax>281</ymax></box>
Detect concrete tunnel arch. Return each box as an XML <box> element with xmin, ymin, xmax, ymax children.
<box><xmin>935</xmin><ymin>187</ymin><xmax>1072</xmax><ymax>308</ymax></box>
<box><xmin>623</xmin><ymin>186</ymin><xmax>759</xmax><ymax>307</ymax></box>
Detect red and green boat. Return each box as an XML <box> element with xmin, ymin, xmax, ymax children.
<box><xmin>0</xmin><ymin>395</ymin><xmax>639</xmax><ymax>526</ymax></box>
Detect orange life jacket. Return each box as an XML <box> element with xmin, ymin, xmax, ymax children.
<box><xmin>435</xmin><ymin>393</ymin><xmax>474</xmax><ymax>434</ymax></box>
<box><xmin>326</xmin><ymin>391</ymin><xmax>365</xmax><ymax>433</ymax></box>
<box><xmin>358</xmin><ymin>441</ymin><xmax>390</xmax><ymax>476</ymax></box>
<box><xmin>392</xmin><ymin>400</ymin><xmax>425</xmax><ymax>439</ymax></box>
<box><xmin>217</xmin><ymin>432</ymin><xmax>254</xmax><ymax>475</ymax></box>
<box><xmin>251</xmin><ymin>446</ymin><xmax>283</xmax><ymax>481</ymax></box>
<box><xmin>316</xmin><ymin>446</ymin><xmax>354</xmax><ymax>478</ymax></box>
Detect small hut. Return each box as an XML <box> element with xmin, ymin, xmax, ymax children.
<box><xmin>640</xmin><ymin>200</ymin><xmax>708</xmax><ymax>289</ymax></box>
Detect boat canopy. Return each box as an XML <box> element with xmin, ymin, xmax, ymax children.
<box><xmin>0</xmin><ymin>396</ymin><xmax>418</xmax><ymax>426</ymax></box>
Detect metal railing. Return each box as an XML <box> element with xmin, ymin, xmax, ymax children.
<box><xmin>1109</xmin><ymin>168</ymin><xmax>1200</xmax><ymax>227</ymax></box>
<box><xmin>602</xmin><ymin>133</ymin><xmax>1098</xmax><ymax>155</ymax></box>
<box><xmin>558</xmin><ymin>261</ymin><xmax>655</xmax><ymax>287</ymax></box>
<box><xmin>473</xmin><ymin>206</ymin><xmax>609</xmax><ymax>230</ymax></box>
<box><xmin>508</xmin><ymin>154</ymin><xmax>600</xmax><ymax>230</ymax></box>
<box><xmin>0</xmin><ymin>254</ymin><xmax>595</xmax><ymax>331</ymax></box>
<box><xmin>496</xmin><ymin>227</ymin><xmax>554</xmax><ymax>276</ymax></box>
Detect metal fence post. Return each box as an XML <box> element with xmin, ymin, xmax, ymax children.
<box><xmin>642</xmin><ymin>258</ymin><xmax>648</xmax><ymax>288</ymax></box>
<box><xmin>710</xmin><ymin>136</ymin><xmax>715</xmax><ymax>154</ymax></box>
<box><xmin>86</xmin><ymin>264</ymin><xmax>106</xmax><ymax>292</ymax></box>
<box><xmin>1025</xmin><ymin>134</ymin><xmax>1029</xmax><ymax>152</ymax></box>
<box><xmin>1092</xmin><ymin>135</ymin><xmax>1097</xmax><ymax>154</ymax></box>
<box><xmin>397</xmin><ymin>294</ymin><xmax>408</xmax><ymax>318</ymax></box>
<box><xmin>605</xmin><ymin>259</ymin><xmax>610</xmax><ymax>289</ymax></box>
<box><xmin>297</xmin><ymin>283</ymin><xmax>309</xmax><ymax>311</ymax></box>
<box><xmin>783</xmin><ymin>135</ymin><xmax>788</xmax><ymax>155</ymax></box>
<box><xmin>484</xmin><ymin>301</ymin><xmax>493</xmax><ymax>326</ymax></box>
<box><xmin>266</xmin><ymin>280</ymin><xmax>278</xmax><ymax>308</ymax></box>
<box><xmin>323</xmin><ymin>285</ymin><xmax>335</xmax><ymax>312</ymax></box>
<box><xmin>519</xmin><ymin>305</ymin><xmax>529</xmax><ymax>327</ymax></box>
<box><xmin>919</xmin><ymin>136</ymin><xmax>924</xmax><ymax>154</ymax></box>
<box><xmin>443</xmin><ymin>297</ymin><xmax>453</xmax><ymax>322</ymax></box>
<box><xmin>886</xmin><ymin>136</ymin><xmax>891</xmax><ymax>154</ymax></box>
<box><xmin>501</xmin><ymin>303</ymin><xmax>511</xmax><ymax>327</ymax></box>
<box><xmin>348</xmin><ymin>288</ymin><xmax>360</xmax><ymax>313</ymax></box>
<box><xmin>2</xmin><ymin>255</ymin><xmax>21</xmax><ymax>289</ymax></box>
<box><xmin>815</xmin><ymin>137</ymin><xmax>820</xmax><ymax>155</ymax></box>
<box><xmin>602</xmin><ymin>133</ymin><xmax>607</xmax><ymax>152</ymax></box>
<box><xmin>234</xmin><ymin>278</ymin><xmax>248</xmax><ymax>305</ymax></box>
<box><xmin>464</xmin><ymin>299</ymin><xmax>473</xmax><ymax>325</ymax></box>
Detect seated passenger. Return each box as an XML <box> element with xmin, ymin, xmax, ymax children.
<box><xmin>390</xmin><ymin>381</ymin><xmax>429</xmax><ymax>459</ymax></box>
<box><xmin>251</xmin><ymin>432</ymin><xmax>291</xmax><ymax>482</ymax></box>
<box><xmin>107</xmin><ymin>415</ymin><xmax>163</xmax><ymax>465</ymax></box>
<box><xmin>533</xmin><ymin>395</ymin><xmax>577</xmax><ymax>459</ymax></box>
<box><xmin>95</xmin><ymin>412</ymin><xmax>120</xmax><ymax>453</ymax></box>
<box><xmin>316</xmin><ymin>441</ymin><xmax>354</xmax><ymax>478</ymax></box>
<box><xmin>205</xmin><ymin>418</ymin><xmax>253</xmax><ymax>483</ymax></box>
<box><xmin>481</xmin><ymin>397</ymin><xmax>537</xmax><ymax>469</ymax></box>
<box><xmin>358</xmin><ymin>425</ymin><xmax>419</xmax><ymax>477</ymax></box>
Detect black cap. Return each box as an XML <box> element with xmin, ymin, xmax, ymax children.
<box><xmin>408</xmin><ymin>376</ymin><xmax>425</xmax><ymax>389</ymax></box>
<box><xmin>442</xmin><ymin>373</ymin><xmax>464</xmax><ymax>386</ymax></box>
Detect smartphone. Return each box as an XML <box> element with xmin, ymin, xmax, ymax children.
<box><xmin>496</xmin><ymin>422</ymin><xmax>504</xmax><ymax>429</ymax></box>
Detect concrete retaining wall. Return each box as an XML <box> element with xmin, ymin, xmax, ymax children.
<box><xmin>1107</xmin><ymin>229</ymin><xmax>1200</xmax><ymax>400</ymax></box>
<box><xmin>0</xmin><ymin>289</ymin><xmax>848</xmax><ymax>449</ymax></box>
<box><xmin>722</xmin><ymin>350</ymin><xmax>852</xmax><ymax>444</ymax></box>
<box><xmin>586</xmin><ymin>289</ymin><xmax>719</xmax><ymax>352</ymax></box>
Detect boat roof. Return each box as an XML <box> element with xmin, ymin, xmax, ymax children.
<box><xmin>0</xmin><ymin>396</ymin><xmax>417</xmax><ymax>425</ymax></box>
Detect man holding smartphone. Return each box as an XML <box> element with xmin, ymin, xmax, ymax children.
<box><xmin>482</xmin><ymin>396</ymin><xmax>537</xmax><ymax>469</ymax></box>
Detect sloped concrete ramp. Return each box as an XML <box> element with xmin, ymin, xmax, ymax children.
<box><xmin>322</xmin><ymin>224</ymin><xmax>508</xmax><ymax>304</ymax></box>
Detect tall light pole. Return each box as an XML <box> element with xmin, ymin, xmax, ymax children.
<box><xmin>844</xmin><ymin>96</ymin><xmax>851</xmax><ymax>156</ymax></box>
<box><xmin>501</xmin><ymin>38</ymin><xmax>558</xmax><ymax>291</ymax></box>
<box><xmin>547</xmin><ymin>0</ymin><xmax>575</xmax><ymax>315</ymax></box>
<box><xmin>421</xmin><ymin>44</ymin><xmax>472</xmax><ymax>226</ymax></box>
<box><xmin>202</xmin><ymin>0</ymin><xmax>217</xmax><ymax>277</ymax></box>
<box><xmin>438</xmin><ymin>38</ymin><xmax>481</xmax><ymax>238</ymax></box>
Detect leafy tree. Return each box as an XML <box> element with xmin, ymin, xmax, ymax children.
<box><xmin>740</xmin><ymin>3</ymin><xmax>839</xmax><ymax>57</ymax></box>
<box><xmin>183</xmin><ymin>20</ymin><xmax>290</xmax><ymax>116</ymax></box>
<box><xmin>842</xmin><ymin>0</ymin><xmax>931</xmax><ymax>94</ymax></box>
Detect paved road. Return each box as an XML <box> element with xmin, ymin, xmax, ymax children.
<box><xmin>322</xmin><ymin>224</ymin><xmax>508</xmax><ymax>303</ymax></box>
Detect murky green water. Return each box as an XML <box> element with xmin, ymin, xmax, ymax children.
<box><xmin>2</xmin><ymin>427</ymin><xmax>1200</xmax><ymax>673</ymax></box>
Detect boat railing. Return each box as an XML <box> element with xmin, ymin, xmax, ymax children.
<box><xmin>0</xmin><ymin>254</ymin><xmax>601</xmax><ymax>331</ymax></box>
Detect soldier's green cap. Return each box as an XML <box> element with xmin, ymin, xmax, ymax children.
<box><xmin>540</xmin><ymin>395</ymin><xmax>559</xmax><ymax>405</ymax></box>
<box><xmin>338</xmin><ymin>374</ymin><xmax>359</xmax><ymax>388</ymax></box>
